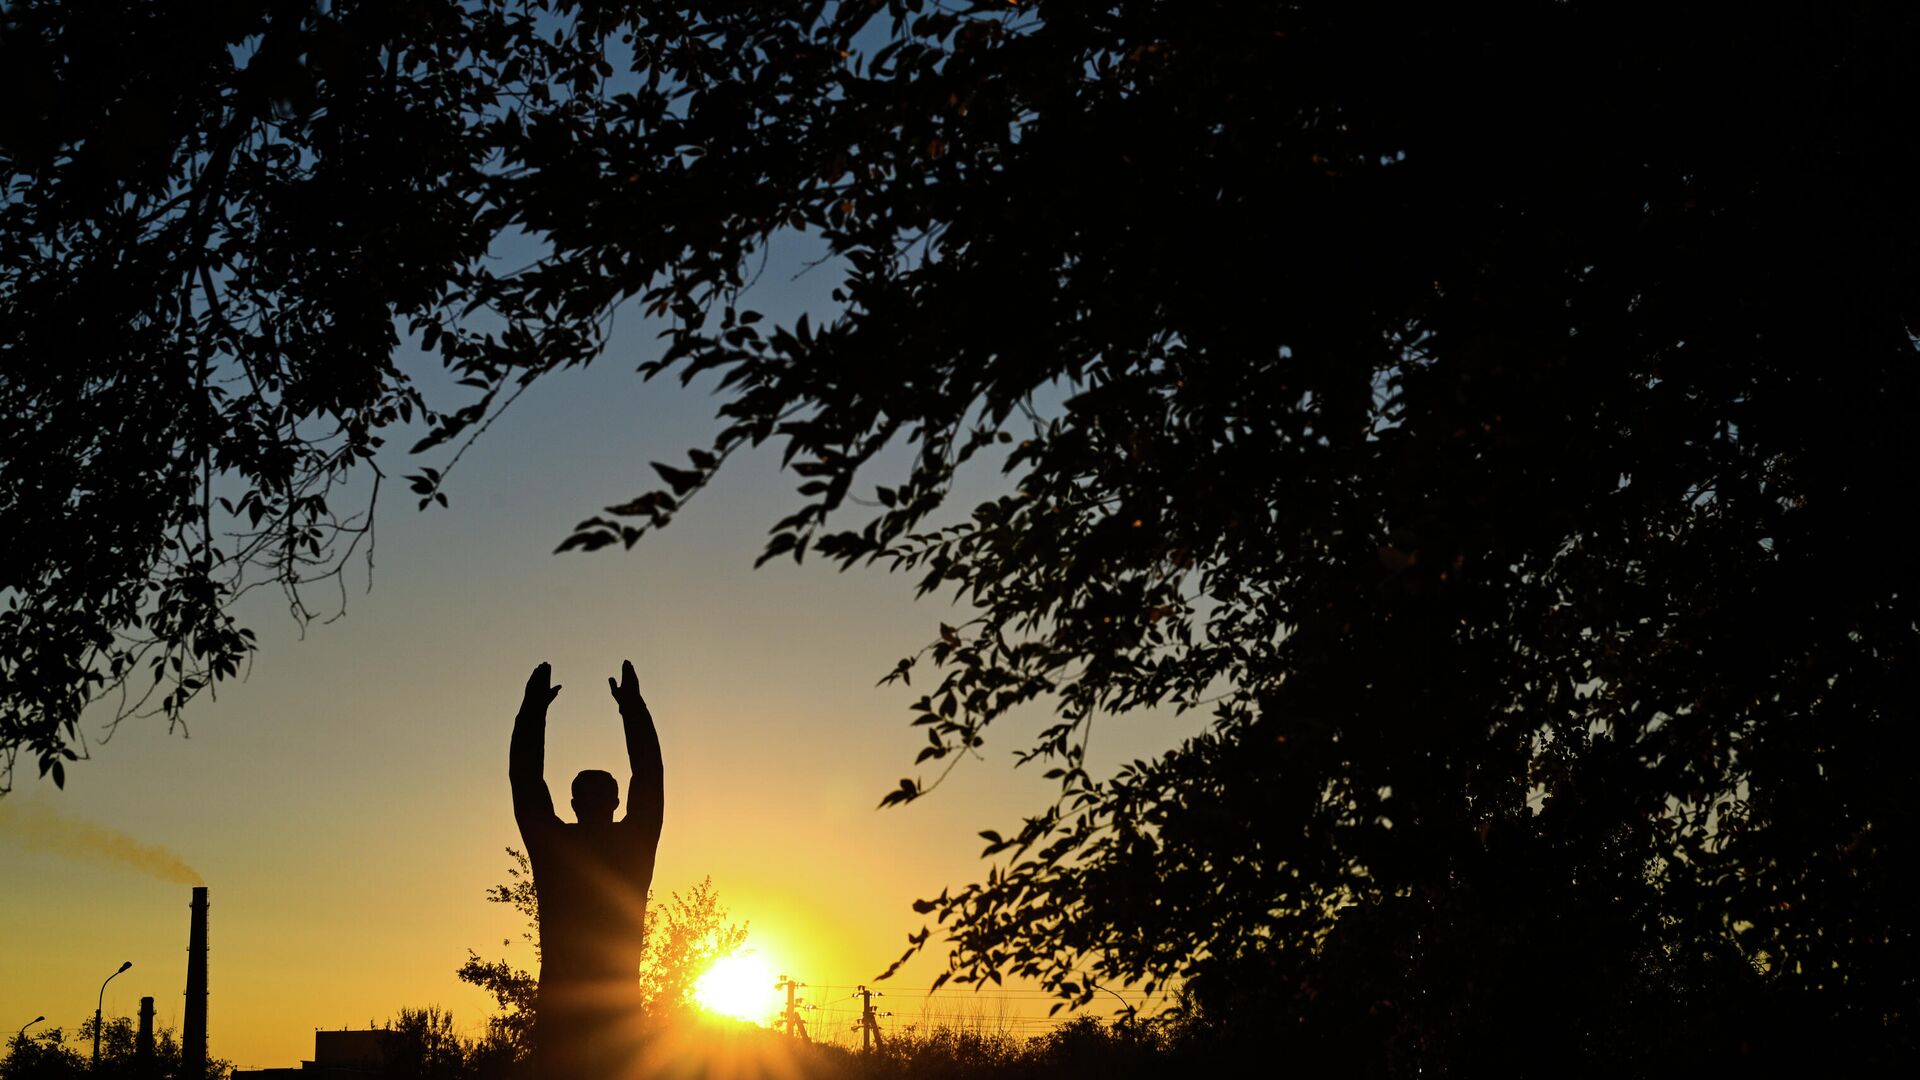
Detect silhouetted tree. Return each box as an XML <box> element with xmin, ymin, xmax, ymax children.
<box><xmin>517</xmin><ymin>4</ymin><xmax>1916</xmax><ymax>1072</ymax></box>
<box><xmin>0</xmin><ymin>1029</ymin><xmax>83</xmax><ymax>1080</ymax></box>
<box><xmin>0</xmin><ymin>0</ymin><xmax>600</xmax><ymax>790</ymax></box>
<box><xmin>634</xmin><ymin>876</ymin><xmax>751</xmax><ymax>1025</ymax></box>
<box><xmin>382</xmin><ymin>1007</ymin><xmax>470</xmax><ymax>1080</ymax></box>
<box><xmin>6</xmin><ymin>3</ymin><xmax>1916</xmax><ymax>1072</ymax></box>
<box><xmin>457</xmin><ymin>848</ymin><xmax>542</xmax><ymax>1060</ymax></box>
<box><xmin>3</xmin><ymin>1019</ymin><xmax>221</xmax><ymax>1080</ymax></box>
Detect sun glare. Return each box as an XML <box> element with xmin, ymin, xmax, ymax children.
<box><xmin>693</xmin><ymin>953</ymin><xmax>777</xmax><ymax>1024</ymax></box>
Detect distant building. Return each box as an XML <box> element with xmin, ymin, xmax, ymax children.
<box><xmin>231</xmin><ymin>1029</ymin><xmax>403</xmax><ymax>1079</ymax></box>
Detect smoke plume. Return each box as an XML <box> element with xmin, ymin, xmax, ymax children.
<box><xmin>0</xmin><ymin>797</ymin><xmax>203</xmax><ymax>885</ymax></box>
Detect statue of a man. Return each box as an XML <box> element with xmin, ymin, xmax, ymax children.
<box><xmin>511</xmin><ymin>660</ymin><xmax>663</xmax><ymax>1079</ymax></box>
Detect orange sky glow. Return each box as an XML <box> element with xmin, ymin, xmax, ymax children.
<box><xmin>1</xmin><ymin>333</ymin><xmax>1192</xmax><ymax>1068</ymax></box>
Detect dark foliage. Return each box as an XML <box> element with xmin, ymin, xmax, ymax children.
<box><xmin>1</xmin><ymin>1019</ymin><xmax>226</xmax><ymax>1080</ymax></box>
<box><xmin>356</xmin><ymin>1009</ymin><xmax>1176</xmax><ymax>1080</ymax></box>
<box><xmin>5</xmin><ymin>2</ymin><xmax>1916</xmax><ymax>1072</ymax></box>
<box><xmin>484</xmin><ymin>2</ymin><xmax>1920</xmax><ymax>1071</ymax></box>
<box><xmin>381</xmin><ymin>1008</ymin><xmax>505</xmax><ymax>1080</ymax></box>
<box><xmin>841</xmin><ymin>1016</ymin><xmax>1168</xmax><ymax>1080</ymax></box>
<box><xmin>0</xmin><ymin>1030</ymin><xmax>83</xmax><ymax>1080</ymax></box>
<box><xmin>0</xmin><ymin>0</ymin><xmax>596</xmax><ymax>789</ymax></box>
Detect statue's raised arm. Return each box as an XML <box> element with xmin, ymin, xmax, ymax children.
<box><xmin>608</xmin><ymin>659</ymin><xmax>664</xmax><ymax>841</ymax></box>
<box><xmin>510</xmin><ymin>662</ymin><xmax>563</xmax><ymax>837</ymax></box>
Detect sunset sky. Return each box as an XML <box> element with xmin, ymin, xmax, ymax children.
<box><xmin>0</xmin><ymin>240</ymin><xmax>1195</xmax><ymax>1068</ymax></box>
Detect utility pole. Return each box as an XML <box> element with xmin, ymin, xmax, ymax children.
<box><xmin>855</xmin><ymin>985</ymin><xmax>887</xmax><ymax>1053</ymax></box>
<box><xmin>775</xmin><ymin>975</ymin><xmax>809</xmax><ymax>1041</ymax></box>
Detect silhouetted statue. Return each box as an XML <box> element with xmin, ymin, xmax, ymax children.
<box><xmin>511</xmin><ymin>661</ymin><xmax>663</xmax><ymax>1080</ymax></box>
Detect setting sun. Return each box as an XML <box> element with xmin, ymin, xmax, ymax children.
<box><xmin>693</xmin><ymin>954</ymin><xmax>778</xmax><ymax>1024</ymax></box>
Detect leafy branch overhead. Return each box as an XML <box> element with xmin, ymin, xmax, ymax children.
<box><xmin>490</xmin><ymin>2</ymin><xmax>1920</xmax><ymax>1064</ymax></box>
<box><xmin>0</xmin><ymin>0</ymin><xmax>603</xmax><ymax>789</ymax></box>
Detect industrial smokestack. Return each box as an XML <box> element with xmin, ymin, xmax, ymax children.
<box><xmin>183</xmin><ymin>886</ymin><xmax>208</xmax><ymax>1078</ymax></box>
<box><xmin>136</xmin><ymin>997</ymin><xmax>154</xmax><ymax>1062</ymax></box>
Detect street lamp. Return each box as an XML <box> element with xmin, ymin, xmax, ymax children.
<box><xmin>14</xmin><ymin>1016</ymin><xmax>44</xmax><ymax>1044</ymax></box>
<box><xmin>92</xmin><ymin>961</ymin><xmax>131</xmax><ymax>1070</ymax></box>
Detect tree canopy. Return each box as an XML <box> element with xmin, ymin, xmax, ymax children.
<box><xmin>3</xmin><ymin>1</ymin><xmax>1915</xmax><ymax>1071</ymax></box>
<box><xmin>0</xmin><ymin>0</ymin><xmax>593</xmax><ymax>787</ymax></box>
<box><xmin>2</xmin><ymin>1018</ymin><xmax>224</xmax><ymax>1080</ymax></box>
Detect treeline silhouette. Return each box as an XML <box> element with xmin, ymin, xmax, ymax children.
<box><xmin>4</xmin><ymin>1002</ymin><xmax>1184</xmax><ymax>1080</ymax></box>
<box><xmin>1</xmin><ymin>1017</ymin><xmax>225</xmax><ymax>1080</ymax></box>
<box><xmin>418</xmin><ymin>858</ymin><xmax>1201</xmax><ymax>1079</ymax></box>
<box><xmin>237</xmin><ymin>1005</ymin><xmax>1220</xmax><ymax>1080</ymax></box>
<box><xmin>398</xmin><ymin>1007</ymin><xmax>1201</xmax><ymax>1080</ymax></box>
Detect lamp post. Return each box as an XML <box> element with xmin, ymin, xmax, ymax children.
<box><xmin>92</xmin><ymin>961</ymin><xmax>131</xmax><ymax>1070</ymax></box>
<box><xmin>14</xmin><ymin>1016</ymin><xmax>44</xmax><ymax>1044</ymax></box>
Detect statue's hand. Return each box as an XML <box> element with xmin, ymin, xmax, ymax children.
<box><xmin>608</xmin><ymin>659</ymin><xmax>647</xmax><ymax>715</ymax></box>
<box><xmin>523</xmin><ymin>662</ymin><xmax>562</xmax><ymax>712</ymax></box>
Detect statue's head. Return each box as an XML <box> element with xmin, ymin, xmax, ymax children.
<box><xmin>571</xmin><ymin>769</ymin><xmax>619</xmax><ymax>824</ymax></box>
